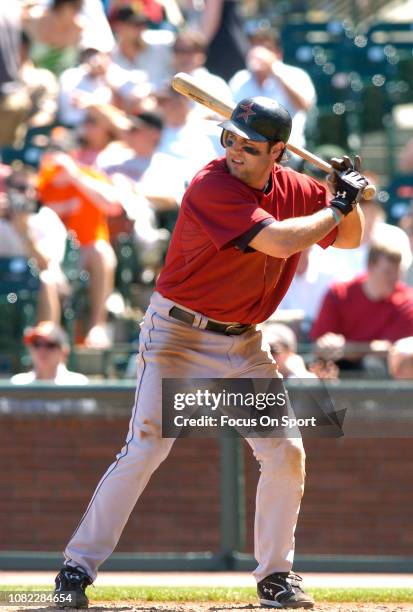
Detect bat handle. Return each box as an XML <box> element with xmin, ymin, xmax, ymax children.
<box><xmin>286</xmin><ymin>143</ymin><xmax>376</xmax><ymax>200</ymax></box>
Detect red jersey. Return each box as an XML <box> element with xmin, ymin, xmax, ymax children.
<box><xmin>157</xmin><ymin>158</ymin><xmax>337</xmax><ymax>324</ymax></box>
<box><xmin>311</xmin><ymin>274</ymin><xmax>413</xmax><ymax>342</ymax></box>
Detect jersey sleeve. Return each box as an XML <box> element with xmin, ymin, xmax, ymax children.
<box><xmin>186</xmin><ymin>175</ymin><xmax>274</xmax><ymax>250</ymax></box>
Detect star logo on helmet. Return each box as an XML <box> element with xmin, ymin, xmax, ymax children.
<box><xmin>236</xmin><ymin>102</ymin><xmax>256</xmax><ymax>122</ymax></box>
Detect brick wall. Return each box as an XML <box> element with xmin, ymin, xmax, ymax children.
<box><xmin>1</xmin><ymin>413</ymin><xmax>412</xmax><ymax>555</ymax></box>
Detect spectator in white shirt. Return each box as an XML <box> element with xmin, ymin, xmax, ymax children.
<box><xmin>169</xmin><ymin>30</ymin><xmax>233</xmax><ymax>117</ymax></box>
<box><xmin>58</xmin><ymin>47</ymin><xmax>149</xmax><ymax>127</ymax></box>
<box><xmin>155</xmin><ymin>84</ymin><xmax>218</xmax><ymax>182</ymax></box>
<box><xmin>11</xmin><ymin>320</ymin><xmax>88</xmax><ymax>384</ymax></box>
<box><xmin>0</xmin><ymin>164</ymin><xmax>68</xmax><ymax>324</ymax></box>
<box><xmin>110</xmin><ymin>6</ymin><xmax>174</xmax><ymax>90</ymax></box>
<box><xmin>229</xmin><ymin>26</ymin><xmax>316</xmax><ymax>151</ymax></box>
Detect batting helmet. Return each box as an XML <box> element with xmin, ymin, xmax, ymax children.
<box><xmin>219</xmin><ymin>97</ymin><xmax>292</xmax><ymax>143</ymax></box>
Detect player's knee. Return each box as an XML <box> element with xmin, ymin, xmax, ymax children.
<box><xmin>259</xmin><ymin>439</ymin><xmax>305</xmax><ymax>481</ymax></box>
<box><xmin>127</xmin><ymin>422</ymin><xmax>172</xmax><ymax>466</ymax></box>
<box><xmin>283</xmin><ymin>441</ymin><xmax>306</xmax><ymax>480</ymax></box>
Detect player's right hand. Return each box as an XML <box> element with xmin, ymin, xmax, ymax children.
<box><xmin>329</xmin><ymin>166</ymin><xmax>368</xmax><ymax>216</ymax></box>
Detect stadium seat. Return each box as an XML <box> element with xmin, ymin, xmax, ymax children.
<box><xmin>0</xmin><ymin>257</ymin><xmax>40</xmax><ymax>372</ymax></box>
<box><xmin>381</xmin><ymin>174</ymin><xmax>413</xmax><ymax>225</ymax></box>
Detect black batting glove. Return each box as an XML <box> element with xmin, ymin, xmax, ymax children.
<box><xmin>327</xmin><ymin>155</ymin><xmax>362</xmax><ymax>196</ymax></box>
<box><xmin>330</xmin><ymin>168</ymin><xmax>368</xmax><ymax>216</ymax></box>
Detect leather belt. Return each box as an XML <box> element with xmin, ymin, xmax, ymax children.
<box><xmin>169</xmin><ymin>306</ymin><xmax>252</xmax><ymax>336</ymax></box>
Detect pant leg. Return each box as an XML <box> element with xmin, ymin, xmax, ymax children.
<box><xmin>64</xmin><ymin>293</ymin><xmax>234</xmax><ymax>579</ymax></box>
<box><xmin>64</xmin><ymin>306</ymin><xmax>175</xmax><ymax>579</ymax></box>
<box><xmin>246</xmin><ymin>435</ymin><xmax>305</xmax><ymax>582</ymax></box>
<box><xmin>229</xmin><ymin>330</ymin><xmax>306</xmax><ymax>582</ymax></box>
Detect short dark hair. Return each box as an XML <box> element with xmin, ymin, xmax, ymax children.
<box><xmin>52</xmin><ymin>0</ymin><xmax>82</xmax><ymax>12</ymax></box>
<box><xmin>367</xmin><ymin>242</ymin><xmax>402</xmax><ymax>266</ymax></box>
<box><xmin>173</xmin><ymin>30</ymin><xmax>207</xmax><ymax>53</ymax></box>
<box><xmin>248</xmin><ymin>25</ymin><xmax>281</xmax><ymax>50</ymax></box>
<box><xmin>129</xmin><ymin>111</ymin><xmax>164</xmax><ymax>131</ymax></box>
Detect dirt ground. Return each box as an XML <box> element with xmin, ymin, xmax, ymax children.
<box><xmin>4</xmin><ymin>602</ymin><xmax>413</xmax><ymax>612</ymax></box>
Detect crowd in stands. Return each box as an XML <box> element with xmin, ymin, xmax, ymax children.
<box><xmin>2</xmin><ymin>0</ymin><xmax>413</xmax><ymax>382</ymax></box>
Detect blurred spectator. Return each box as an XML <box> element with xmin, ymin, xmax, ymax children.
<box><xmin>74</xmin><ymin>113</ymin><xmax>120</xmax><ymax>169</ymax></box>
<box><xmin>229</xmin><ymin>26</ymin><xmax>316</xmax><ymax>151</ymax></box>
<box><xmin>262</xmin><ymin>321</ymin><xmax>338</xmax><ymax>379</ymax></box>
<box><xmin>200</xmin><ymin>0</ymin><xmax>249</xmax><ymax>81</ymax></box>
<box><xmin>108</xmin><ymin>0</ymin><xmax>166</xmax><ymax>24</ymax></box>
<box><xmin>37</xmin><ymin>145</ymin><xmax>122</xmax><ymax>348</ymax></box>
<box><xmin>155</xmin><ymin>84</ymin><xmax>218</xmax><ymax>179</ymax></box>
<box><xmin>11</xmin><ymin>320</ymin><xmax>88</xmax><ymax>384</ymax></box>
<box><xmin>169</xmin><ymin>30</ymin><xmax>232</xmax><ymax>114</ymax></box>
<box><xmin>276</xmin><ymin>246</ymin><xmax>338</xmax><ymax>325</ymax></box>
<box><xmin>23</xmin><ymin>0</ymin><xmax>85</xmax><ymax>75</ymax></box>
<box><xmin>98</xmin><ymin>110</ymin><xmax>173</xmax><ymax>270</ymax></box>
<box><xmin>20</xmin><ymin>31</ymin><xmax>58</xmax><ymax>128</ymax></box>
<box><xmin>25</xmin><ymin>0</ymin><xmax>114</xmax><ymax>53</ymax></box>
<box><xmin>77</xmin><ymin>0</ymin><xmax>115</xmax><ymax>52</ymax></box>
<box><xmin>388</xmin><ymin>336</ymin><xmax>413</xmax><ymax>379</ymax></box>
<box><xmin>0</xmin><ymin>164</ymin><xmax>67</xmax><ymax>324</ymax></box>
<box><xmin>0</xmin><ymin>1</ymin><xmax>31</xmax><ymax>146</ymax></box>
<box><xmin>399</xmin><ymin>208</ymin><xmax>413</xmax><ymax>287</ymax></box>
<box><xmin>262</xmin><ymin>321</ymin><xmax>315</xmax><ymax>378</ymax></box>
<box><xmin>311</xmin><ymin>242</ymin><xmax>413</xmax><ymax>369</ymax></box>
<box><xmin>398</xmin><ymin>137</ymin><xmax>413</xmax><ymax>174</ymax></box>
<box><xmin>58</xmin><ymin>48</ymin><xmax>114</xmax><ymax>126</ymax></box>
<box><xmin>99</xmin><ymin>110</ymin><xmax>164</xmax><ymax>180</ymax></box>
<box><xmin>110</xmin><ymin>6</ymin><xmax>174</xmax><ymax>89</ymax></box>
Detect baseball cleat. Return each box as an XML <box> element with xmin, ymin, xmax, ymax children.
<box><xmin>54</xmin><ymin>565</ymin><xmax>92</xmax><ymax>608</ymax></box>
<box><xmin>257</xmin><ymin>572</ymin><xmax>314</xmax><ymax>609</ymax></box>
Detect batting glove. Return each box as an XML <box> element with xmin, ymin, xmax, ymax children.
<box><xmin>330</xmin><ymin>168</ymin><xmax>368</xmax><ymax>216</ymax></box>
<box><xmin>327</xmin><ymin>155</ymin><xmax>361</xmax><ymax>196</ymax></box>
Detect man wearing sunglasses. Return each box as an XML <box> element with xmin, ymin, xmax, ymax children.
<box><xmin>55</xmin><ymin>97</ymin><xmax>367</xmax><ymax>609</ymax></box>
<box><xmin>11</xmin><ymin>320</ymin><xmax>88</xmax><ymax>385</ymax></box>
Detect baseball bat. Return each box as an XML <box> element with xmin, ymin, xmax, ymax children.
<box><xmin>172</xmin><ymin>72</ymin><xmax>376</xmax><ymax>200</ymax></box>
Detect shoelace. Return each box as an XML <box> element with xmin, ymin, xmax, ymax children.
<box><xmin>286</xmin><ymin>572</ymin><xmax>304</xmax><ymax>589</ymax></box>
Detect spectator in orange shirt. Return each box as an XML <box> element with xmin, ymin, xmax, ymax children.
<box><xmin>37</xmin><ymin>142</ymin><xmax>122</xmax><ymax>348</ymax></box>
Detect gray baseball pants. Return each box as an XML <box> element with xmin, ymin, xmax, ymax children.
<box><xmin>65</xmin><ymin>291</ymin><xmax>306</xmax><ymax>582</ymax></box>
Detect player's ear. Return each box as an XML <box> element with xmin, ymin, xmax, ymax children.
<box><xmin>271</xmin><ymin>142</ymin><xmax>285</xmax><ymax>162</ymax></box>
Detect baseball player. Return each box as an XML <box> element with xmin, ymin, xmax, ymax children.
<box><xmin>54</xmin><ymin>97</ymin><xmax>367</xmax><ymax>609</ymax></box>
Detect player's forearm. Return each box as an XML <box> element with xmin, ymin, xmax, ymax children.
<box><xmin>70</xmin><ymin>170</ymin><xmax>122</xmax><ymax>216</ymax></box>
<box><xmin>250</xmin><ymin>207</ymin><xmax>340</xmax><ymax>258</ymax></box>
<box><xmin>273</xmin><ymin>70</ymin><xmax>313</xmax><ymax>111</ymax></box>
<box><xmin>333</xmin><ymin>204</ymin><xmax>364</xmax><ymax>249</ymax></box>
<box><xmin>273</xmin><ymin>62</ymin><xmax>314</xmax><ymax>111</ymax></box>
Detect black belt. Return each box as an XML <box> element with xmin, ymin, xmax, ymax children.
<box><xmin>169</xmin><ymin>306</ymin><xmax>252</xmax><ymax>336</ymax></box>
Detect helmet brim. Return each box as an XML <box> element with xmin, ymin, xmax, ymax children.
<box><xmin>218</xmin><ymin>119</ymin><xmax>268</xmax><ymax>142</ymax></box>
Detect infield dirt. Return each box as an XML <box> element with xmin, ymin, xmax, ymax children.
<box><xmin>4</xmin><ymin>602</ymin><xmax>413</xmax><ymax>612</ymax></box>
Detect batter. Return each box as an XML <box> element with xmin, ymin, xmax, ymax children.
<box><xmin>54</xmin><ymin>96</ymin><xmax>367</xmax><ymax>609</ymax></box>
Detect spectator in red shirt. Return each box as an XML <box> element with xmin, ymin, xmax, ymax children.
<box><xmin>311</xmin><ymin>242</ymin><xmax>413</xmax><ymax>368</ymax></box>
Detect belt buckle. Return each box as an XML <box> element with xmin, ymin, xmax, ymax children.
<box><xmin>225</xmin><ymin>324</ymin><xmax>243</xmax><ymax>335</ymax></box>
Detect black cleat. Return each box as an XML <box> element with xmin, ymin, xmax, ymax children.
<box><xmin>257</xmin><ymin>572</ymin><xmax>314</xmax><ymax>609</ymax></box>
<box><xmin>54</xmin><ymin>565</ymin><xmax>92</xmax><ymax>608</ymax></box>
